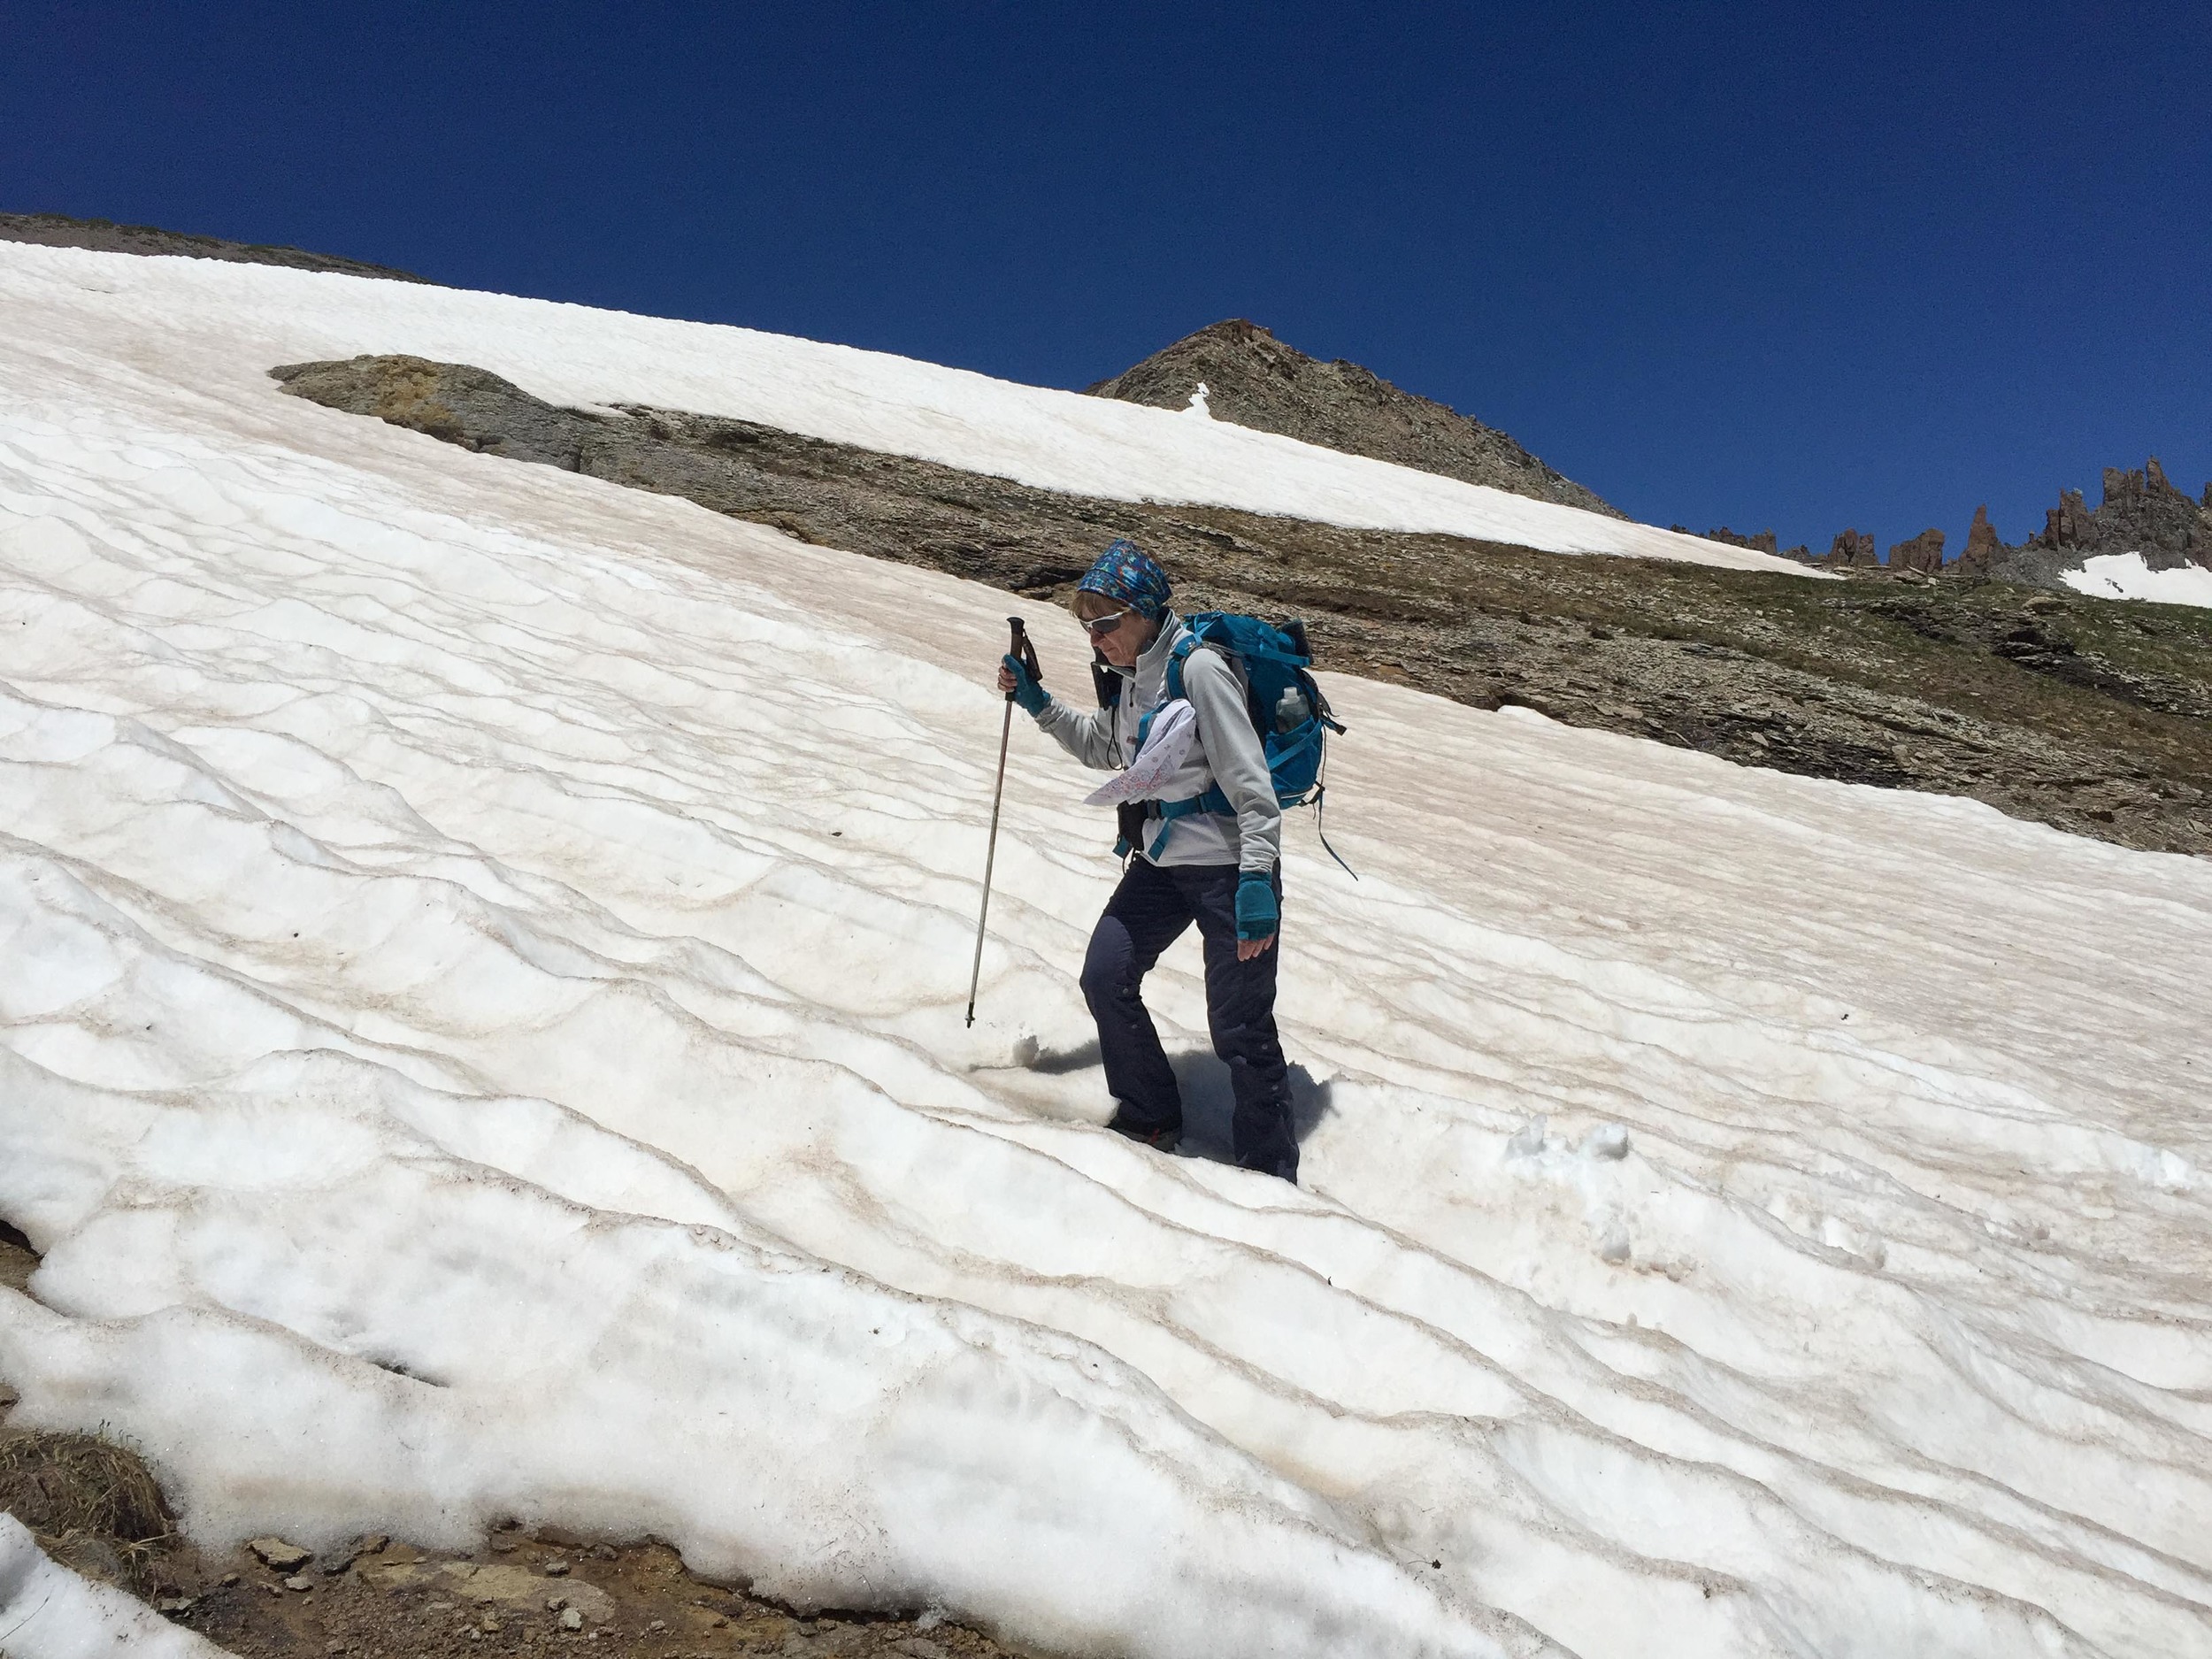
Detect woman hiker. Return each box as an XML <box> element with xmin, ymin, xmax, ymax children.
<box><xmin>995</xmin><ymin>539</ymin><xmax>1301</xmax><ymax>1184</ymax></box>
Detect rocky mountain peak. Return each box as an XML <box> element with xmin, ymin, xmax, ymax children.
<box><xmin>1086</xmin><ymin>319</ymin><xmax>1621</xmax><ymax>518</ymax></box>
<box><xmin>2022</xmin><ymin>455</ymin><xmax>2211</xmax><ymax>568</ymax></box>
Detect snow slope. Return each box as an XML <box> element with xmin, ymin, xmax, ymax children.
<box><xmin>2062</xmin><ymin>550</ymin><xmax>2212</xmax><ymax>609</ymax></box>
<box><xmin>3</xmin><ymin>246</ymin><xmax>2210</xmax><ymax>1659</ymax></box>
<box><xmin>0</xmin><ymin>1515</ymin><xmax>224</xmax><ymax>1659</ymax></box>
<box><xmin>0</xmin><ymin>242</ymin><xmax>1813</xmax><ymax>573</ymax></box>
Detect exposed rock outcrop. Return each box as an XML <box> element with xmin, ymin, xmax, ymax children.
<box><xmin>0</xmin><ymin>211</ymin><xmax>431</xmax><ymax>282</ymax></box>
<box><xmin>1958</xmin><ymin>505</ymin><xmax>2003</xmax><ymax>577</ymax></box>
<box><xmin>1976</xmin><ymin>457</ymin><xmax>2212</xmax><ymax>589</ymax></box>
<box><xmin>1653</xmin><ymin>465</ymin><xmax>2208</xmax><ymax>591</ymax></box>
<box><xmin>1086</xmin><ymin>319</ymin><xmax>1621</xmax><ymax>518</ymax></box>
<box><xmin>2087</xmin><ymin>458</ymin><xmax>2210</xmax><ymax>565</ymax></box>
<box><xmin>1696</xmin><ymin>526</ymin><xmax>1780</xmax><ymax>555</ymax></box>
<box><xmin>1889</xmin><ymin>528</ymin><xmax>1947</xmax><ymax>575</ymax></box>
<box><xmin>1819</xmin><ymin>529</ymin><xmax>1879</xmax><ymax>569</ymax></box>
<box><xmin>2021</xmin><ymin>458</ymin><xmax>2211</xmax><ymax>565</ymax></box>
<box><xmin>2039</xmin><ymin>488</ymin><xmax>2102</xmax><ymax>552</ymax></box>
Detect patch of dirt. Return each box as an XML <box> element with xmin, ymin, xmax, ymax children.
<box><xmin>0</xmin><ymin>1429</ymin><xmax>176</xmax><ymax>1594</ymax></box>
<box><xmin>0</xmin><ymin>1218</ymin><xmax>35</xmax><ymax>1296</ymax></box>
<box><xmin>0</xmin><ymin>1430</ymin><xmax>1020</xmax><ymax>1658</ymax></box>
<box><xmin>274</xmin><ymin>355</ymin><xmax>2212</xmax><ymax>857</ymax></box>
<box><xmin>169</xmin><ymin>1530</ymin><xmax>1017</xmax><ymax>1659</ymax></box>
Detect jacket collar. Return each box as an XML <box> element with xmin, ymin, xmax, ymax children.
<box><xmin>1107</xmin><ymin>610</ymin><xmax>1180</xmax><ymax>680</ymax></box>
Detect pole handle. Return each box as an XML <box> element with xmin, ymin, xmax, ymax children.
<box><xmin>1006</xmin><ymin>615</ymin><xmax>1041</xmax><ymax>699</ymax></box>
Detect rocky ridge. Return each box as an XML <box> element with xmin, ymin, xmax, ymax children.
<box><xmin>1755</xmin><ymin>458</ymin><xmax>2212</xmax><ymax>585</ymax></box>
<box><xmin>24</xmin><ymin>211</ymin><xmax>2202</xmax><ymax>597</ymax></box>
<box><xmin>1086</xmin><ymin>319</ymin><xmax>1622</xmax><ymax>518</ymax></box>
<box><xmin>0</xmin><ymin>210</ymin><xmax>432</xmax><ymax>283</ymax></box>
<box><xmin>273</xmin><ymin>354</ymin><xmax>2212</xmax><ymax>857</ymax></box>
<box><xmin>1990</xmin><ymin>457</ymin><xmax>2212</xmax><ymax>586</ymax></box>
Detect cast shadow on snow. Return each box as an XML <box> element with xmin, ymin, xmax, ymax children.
<box><xmin>1021</xmin><ymin>1041</ymin><xmax>1332</xmax><ymax>1167</ymax></box>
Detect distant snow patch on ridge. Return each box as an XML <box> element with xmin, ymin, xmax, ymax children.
<box><xmin>2061</xmin><ymin>551</ymin><xmax>2212</xmax><ymax>608</ymax></box>
<box><xmin>0</xmin><ymin>240</ymin><xmax>1809</xmax><ymax>575</ymax></box>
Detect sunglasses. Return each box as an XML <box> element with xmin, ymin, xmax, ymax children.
<box><xmin>1082</xmin><ymin>609</ymin><xmax>1136</xmax><ymax>638</ymax></box>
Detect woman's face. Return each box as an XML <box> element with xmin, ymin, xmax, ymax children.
<box><xmin>1087</xmin><ymin>607</ymin><xmax>1159</xmax><ymax>668</ymax></box>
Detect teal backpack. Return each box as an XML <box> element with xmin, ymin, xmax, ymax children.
<box><xmin>1110</xmin><ymin>612</ymin><xmax>1354</xmax><ymax>873</ymax></box>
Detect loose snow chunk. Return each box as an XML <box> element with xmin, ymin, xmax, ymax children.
<box><xmin>1582</xmin><ymin>1124</ymin><xmax>1631</xmax><ymax>1161</ymax></box>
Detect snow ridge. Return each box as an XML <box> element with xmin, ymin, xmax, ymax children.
<box><xmin>0</xmin><ymin>242</ymin><xmax>1811</xmax><ymax>572</ymax></box>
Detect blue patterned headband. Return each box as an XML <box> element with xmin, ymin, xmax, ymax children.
<box><xmin>1076</xmin><ymin>538</ymin><xmax>1171</xmax><ymax>620</ymax></box>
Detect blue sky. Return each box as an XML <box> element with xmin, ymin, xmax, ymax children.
<box><xmin>6</xmin><ymin>1</ymin><xmax>2208</xmax><ymax>554</ymax></box>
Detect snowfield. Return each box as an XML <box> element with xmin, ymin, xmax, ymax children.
<box><xmin>0</xmin><ymin>243</ymin><xmax>1815</xmax><ymax>573</ymax></box>
<box><xmin>3</xmin><ymin>244</ymin><xmax>2210</xmax><ymax>1659</ymax></box>
<box><xmin>2062</xmin><ymin>550</ymin><xmax>2212</xmax><ymax>609</ymax></box>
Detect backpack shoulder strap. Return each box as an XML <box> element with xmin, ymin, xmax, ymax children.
<box><xmin>1162</xmin><ymin>613</ymin><xmax>1217</xmax><ymax>703</ymax></box>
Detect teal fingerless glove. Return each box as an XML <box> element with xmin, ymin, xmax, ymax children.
<box><xmin>1002</xmin><ymin>653</ymin><xmax>1048</xmax><ymax>716</ymax></box>
<box><xmin>1234</xmin><ymin>873</ymin><xmax>1279</xmax><ymax>941</ymax></box>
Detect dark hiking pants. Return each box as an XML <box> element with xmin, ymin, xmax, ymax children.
<box><xmin>1079</xmin><ymin>857</ymin><xmax>1297</xmax><ymax>1181</ymax></box>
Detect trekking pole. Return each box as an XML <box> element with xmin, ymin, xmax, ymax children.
<box><xmin>966</xmin><ymin>617</ymin><xmax>1039</xmax><ymax>1027</ymax></box>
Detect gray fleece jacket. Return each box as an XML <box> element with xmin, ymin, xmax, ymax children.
<box><xmin>1032</xmin><ymin>612</ymin><xmax>1282</xmax><ymax>875</ymax></box>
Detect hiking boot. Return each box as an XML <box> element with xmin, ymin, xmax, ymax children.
<box><xmin>1106</xmin><ymin>1111</ymin><xmax>1183</xmax><ymax>1155</ymax></box>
